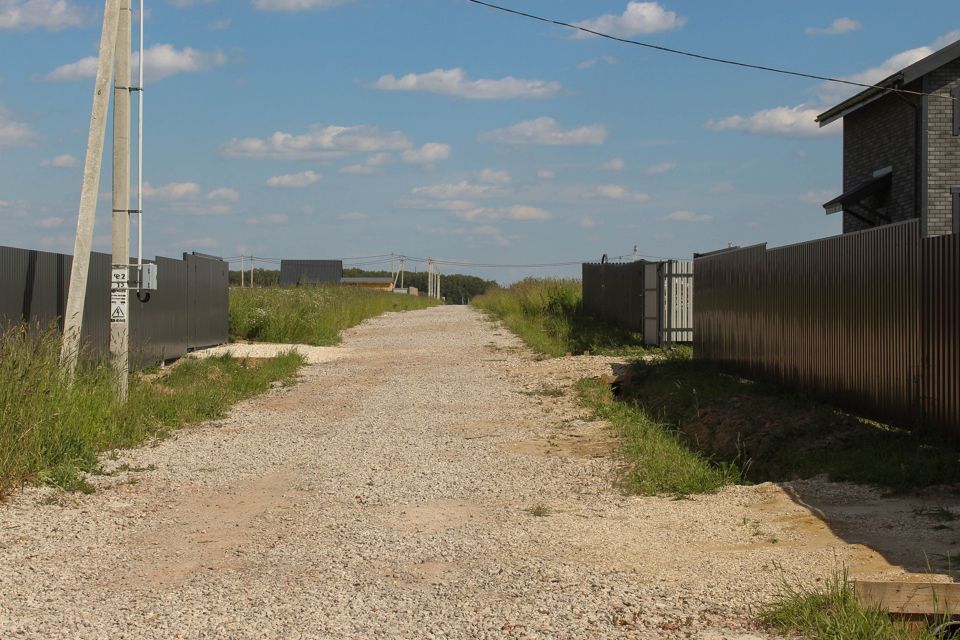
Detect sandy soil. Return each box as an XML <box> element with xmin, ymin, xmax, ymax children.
<box><xmin>0</xmin><ymin>306</ymin><xmax>956</xmax><ymax>639</ymax></box>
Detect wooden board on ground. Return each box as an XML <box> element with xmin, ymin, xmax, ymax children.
<box><xmin>855</xmin><ymin>580</ymin><xmax>960</xmax><ymax>615</ymax></box>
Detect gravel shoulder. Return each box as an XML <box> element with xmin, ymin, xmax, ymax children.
<box><xmin>1</xmin><ymin>306</ymin><xmax>956</xmax><ymax>639</ymax></box>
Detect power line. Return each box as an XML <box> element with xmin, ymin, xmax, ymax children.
<box><xmin>465</xmin><ymin>0</ymin><xmax>957</xmax><ymax>103</ymax></box>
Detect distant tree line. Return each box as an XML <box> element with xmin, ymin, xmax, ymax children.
<box><xmin>343</xmin><ymin>268</ymin><xmax>496</xmax><ymax>304</ymax></box>
<box><xmin>229</xmin><ymin>267</ymin><xmax>496</xmax><ymax>303</ymax></box>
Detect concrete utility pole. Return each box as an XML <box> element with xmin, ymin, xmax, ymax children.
<box><xmin>240</xmin><ymin>255</ymin><xmax>245</xmax><ymax>288</ymax></box>
<box><xmin>250</xmin><ymin>256</ymin><xmax>254</xmax><ymax>288</ymax></box>
<box><xmin>61</xmin><ymin>0</ymin><xmax>123</xmax><ymax>378</ymax></box>
<box><xmin>110</xmin><ymin>0</ymin><xmax>132</xmax><ymax>400</ymax></box>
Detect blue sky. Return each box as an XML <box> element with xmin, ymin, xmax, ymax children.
<box><xmin>0</xmin><ymin>0</ymin><xmax>957</xmax><ymax>281</ymax></box>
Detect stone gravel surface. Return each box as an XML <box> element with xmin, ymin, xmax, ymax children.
<box><xmin>0</xmin><ymin>306</ymin><xmax>951</xmax><ymax>639</ymax></box>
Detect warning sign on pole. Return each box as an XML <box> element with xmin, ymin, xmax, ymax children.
<box><xmin>110</xmin><ymin>290</ymin><xmax>127</xmax><ymax>324</ymax></box>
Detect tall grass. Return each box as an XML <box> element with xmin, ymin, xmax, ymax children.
<box><xmin>230</xmin><ymin>286</ymin><xmax>439</xmax><ymax>346</ymax></box>
<box><xmin>471</xmin><ymin>278</ymin><xmax>649</xmax><ymax>357</ymax></box>
<box><xmin>577</xmin><ymin>376</ymin><xmax>742</xmax><ymax>496</ymax></box>
<box><xmin>761</xmin><ymin>571</ymin><xmax>939</xmax><ymax>640</ymax></box>
<box><xmin>0</xmin><ymin>325</ymin><xmax>303</xmax><ymax>497</ymax></box>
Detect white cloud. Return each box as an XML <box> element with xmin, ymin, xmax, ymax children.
<box><xmin>248</xmin><ymin>213</ymin><xmax>288</xmax><ymax>225</ymax></box>
<box><xmin>799</xmin><ymin>189</ymin><xmax>836</xmax><ymax>205</ymax></box>
<box><xmin>479</xmin><ymin>117</ymin><xmax>607</xmax><ymax>146</ymax></box>
<box><xmin>601</xmin><ymin>158</ymin><xmax>624</xmax><ymax>171</ymax></box>
<box><xmin>340</xmin><ymin>152</ymin><xmax>392</xmax><ymax>174</ymax></box>
<box><xmin>266</xmin><ymin>170</ymin><xmax>321</xmax><ymax>188</ymax></box>
<box><xmin>401</xmin><ymin>142</ymin><xmax>451</xmax><ymax>166</ymax></box>
<box><xmin>479</xmin><ymin>169</ymin><xmax>511</xmax><ymax>185</ymax></box>
<box><xmin>207</xmin><ymin>187</ymin><xmax>240</xmax><ymax>201</ymax></box>
<box><xmin>223</xmin><ymin>124</ymin><xmax>411</xmax><ymax>160</ymax></box>
<box><xmin>645</xmin><ymin>160</ymin><xmax>676</xmax><ymax>175</ymax></box>
<box><xmin>458</xmin><ymin>204</ymin><xmax>552</xmax><ymax>222</ymax></box>
<box><xmin>595</xmin><ymin>184</ymin><xmax>650</xmax><ymax>202</ymax></box>
<box><xmin>142</xmin><ymin>181</ymin><xmax>201</xmax><ymax>200</ymax></box>
<box><xmin>41</xmin><ymin>153</ymin><xmax>79</xmax><ymax>168</ymax></box>
<box><xmin>660</xmin><ymin>210</ymin><xmax>712</xmax><ymax>222</ymax></box>
<box><xmin>806</xmin><ymin>18</ymin><xmax>861</xmax><ymax>36</ymax></box>
<box><xmin>181</xmin><ymin>237</ymin><xmax>219</xmax><ymax>248</ymax></box>
<box><xmin>36</xmin><ymin>216</ymin><xmax>64</xmax><ymax>229</ymax></box>
<box><xmin>252</xmin><ymin>0</ymin><xmax>355</xmax><ymax>12</ymax></box>
<box><xmin>412</xmin><ymin>180</ymin><xmax>497</xmax><ymax>199</ymax></box>
<box><xmin>372</xmin><ymin>67</ymin><xmax>561</xmax><ymax>100</ymax></box>
<box><xmin>0</xmin><ymin>107</ymin><xmax>38</xmax><ymax>149</ymax></box>
<box><xmin>340</xmin><ymin>163</ymin><xmax>375</xmax><ymax>175</ymax></box>
<box><xmin>572</xmin><ymin>2</ymin><xmax>686</xmax><ymax>39</ymax></box>
<box><xmin>0</xmin><ymin>0</ymin><xmax>88</xmax><ymax>31</ymax></box>
<box><xmin>577</xmin><ymin>55</ymin><xmax>618</xmax><ymax>70</ymax></box>
<box><xmin>579</xmin><ymin>216</ymin><xmax>597</xmax><ymax>228</ymax></box>
<box><xmin>46</xmin><ymin>43</ymin><xmax>227</xmax><ymax>83</ymax></box>
<box><xmin>337</xmin><ymin>212</ymin><xmax>368</xmax><ymax>221</ymax></box>
<box><xmin>705</xmin><ymin>106</ymin><xmax>837</xmax><ymax>138</ymax></box>
<box><xmin>537</xmin><ymin>169</ymin><xmax>555</xmax><ymax>179</ymax></box>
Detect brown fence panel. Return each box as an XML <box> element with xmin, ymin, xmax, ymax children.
<box><xmin>923</xmin><ymin>233</ymin><xmax>960</xmax><ymax>433</ymax></box>
<box><xmin>581</xmin><ymin>261</ymin><xmax>645</xmax><ymax>332</ymax></box>
<box><xmin>694</xmin><ymin>221</ymin><xmax>923</xmax><ymax>426</ymax></box>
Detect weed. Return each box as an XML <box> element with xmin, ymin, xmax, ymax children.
<box><xmin>230</xmin><ymin>286</ymin><xmax>439</xmax><ymax>346</ymax></box>
<box><xmin>615</xmin><ymin>357</ymin><xmax>960</xmax><ymax>492</ymax></box>
<box><xmin>471</xmin><ymin>279</ymin><xmax>654</xmax><ymax>357</ymax></box>
<box><xmin>913</xmin><ymin>506</ymin><xmax>959</xmax><ymax>522</ymax></box>
<box><xmin>0</xmin><ymin>325</ymin><xmax>303</xmax><ymax>497</ymax></box>
<box><xmin>527</xmin><ymin>504</ymin><xmax>551</xmax><ymax>517</ymax></box>
<box><xmin>577</xmin><ymin>378</ymin><xmax>742</xmax><ymax>497</ymax></box>
<box><xmin>761</xmin><ymin>570</ymin><xmax>939</xmax><ymax>640</ymax></box>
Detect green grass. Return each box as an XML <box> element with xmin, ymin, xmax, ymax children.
<box><xmin>0</xmin><ymin>324</ymin><xmax>303</xmax><ymax>497</ymax></box>
<box><xmin>577</xmin><ymin>376</ymin><xmax>742</xmax><ymax>496</ymax></box>
<box><xmin>230</xmin><ymin>285</ymin><xmax>440</xmax><ymax>346</ymax></box>
<box><xmin>614</xmin><ymin>356</ymin><xmax>960</xmax><ymax>492</ymax></box>
<box><xmin>761</xmin><ymin>571</ymin><xmax>939</xmax><ymax>640</ymax></box>
<box><xmin>471</xmin><ymin>278</ymin><xmax>651</xmax><ymax>357</ymax></box>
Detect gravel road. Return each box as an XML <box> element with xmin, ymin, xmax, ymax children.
<box><xmin>1</xmin><ymin>306</ymin><xmax>954</xmax><ymax>639</ymax></box>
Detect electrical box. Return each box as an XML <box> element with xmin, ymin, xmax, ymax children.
<box><xmin>140</xmin><ymin>264</ymin><xmax>158</xmax><ymax>291</ymax></box>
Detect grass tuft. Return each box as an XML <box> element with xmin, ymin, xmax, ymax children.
<box><xmin>230</xmin><ymin>286</ymin><xmax>439</xmax><ymax>346</ymax></box>
<box><xmin>577</xmin><ymin>377</ymin><xmax>742</xmax><ymax>496</ymax></box>
<box><xmin>761</xmin><ymin>570</ymin><xmax>939</xmax><ymax>640</ymax></box>
<box><xmin>0</xmin><ymin>324</ymin><xmax>303</xmax><ymax>497</ymax></box>
<box><xmin>471</xmin><ymin>278</ymin><xmax>652</xmax><ymax>357</ymax></box>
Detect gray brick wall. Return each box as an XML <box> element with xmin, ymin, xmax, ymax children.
<box><xmin>842</xmin><ymin>93</ymin><xmax>919</xmax><ymax>233</ymax></box>
<box><xmin>924</xmin><ymin>58</ymin><xmax>960</xmax><ymax>237</ymax></box>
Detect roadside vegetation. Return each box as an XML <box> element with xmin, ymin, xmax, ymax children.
<box><xmin>0</xmin><ymin>325</ymin><xmax>303</xmax><ymax>497</ymax></box>
<box><xmin>578</xmin><ymin>373</ymin><xmax>742</xmax><ymax>496</ymax></box>
<box><xmin>230</xmin><ymin>285</ymin><xmax>439</xmax><ymax>346</ymax></box>
<box><xmin>471</xmin><ymin>278</ymin><xmax>649</xmax><ymax>357</ymax></box>
<box><xmin>606</xmin><ymin>355</ymin><xmax>960</xmax><ymax>493</ymax></box>
<box><xmin>761</xmin><ymin>571</ymin><xmax>939</xmax><ymax>640</ymax></box>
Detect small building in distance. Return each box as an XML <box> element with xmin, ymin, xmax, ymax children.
<box><xmin>816</xmin><ymin>39</ymin><xmax>960</xmax><ymax>236</ymax></box>
<box><xmin>279</xmin><ymin>260</ymin><xmax>343</xmax><ymax>286</ymax></box>
<box><xmin>340</xmin><ymin>276</ymin><xmax>394</xmax><ymax>291</ymax></box>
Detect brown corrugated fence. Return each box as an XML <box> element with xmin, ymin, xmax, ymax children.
<box><xmin>694</xmin><ymin>220</ymin><xmax>959</xmax><ymax>434</ymax></box>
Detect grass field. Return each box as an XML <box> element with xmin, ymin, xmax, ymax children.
<box><xmin>471</xmin><ymin>278</ymin><xmax>649</xmax><ymax>357</ymax></box>
<box><xmin>230</xmin><ymin>286</ymin><xmax>440</xmax><ymax>346</ymax></box>
<box><xmin>0</xmin><ymin>325</ymin><xmax>303</xmax><ymax>497</ymax></box>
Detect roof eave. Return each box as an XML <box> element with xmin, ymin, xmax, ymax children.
<box><xmin>816</xmin><ymin>74</ymin><xmax>902</xmax><ymax>126</ymax></box>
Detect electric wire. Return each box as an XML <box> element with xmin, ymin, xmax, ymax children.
<box><xmin>466</xmin><ymin>0</ymin><xmax>958</xmax><ymax>103</ymax></box>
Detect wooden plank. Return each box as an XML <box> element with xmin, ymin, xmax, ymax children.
<box><xmin>855</xmin><ymin>580</ymin><xmax>960</xmax><ymax>615</ymax></box>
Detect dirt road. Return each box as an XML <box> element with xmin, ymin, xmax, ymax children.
<box><xmin>1</xmin><ymin>306</ymin><xmax>955</xmax><ymax>639</ymax></box>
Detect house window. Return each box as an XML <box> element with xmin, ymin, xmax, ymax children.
<box><xmin>955</xmin><ymin>87</ymin><xmax>960</xmax><ymax>136</ymax></box>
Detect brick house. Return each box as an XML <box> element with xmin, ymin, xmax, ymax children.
<box><xmin>816</xmin><ymin>40</ymin><xmax>960</xmax><ymax>237</ymax></box>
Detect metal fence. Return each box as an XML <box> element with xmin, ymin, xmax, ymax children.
<box><xmin>582</xmin><ymin>260</ymin><xmax>693</xmax><ymax>346</ymax></box>
<box><xmin>694</xmin><ymin>220</ymin><xmax>959</xmax><ymax>435</ymax></box>
<box><xmin>0</xmin><ymin>245</ymin><xmax>229</xmax><ymax>369</ymax></box>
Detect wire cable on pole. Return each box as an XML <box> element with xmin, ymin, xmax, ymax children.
<box><xmin>465</xmin><ymin>0</ymin><xmax>958</xmax><ymax>103</ymax></box>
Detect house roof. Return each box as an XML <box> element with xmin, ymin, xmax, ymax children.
<box><xmin>816</xmin><ymin>39</ymin><xmax>960</xmax><ymax>126</ymax></box>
